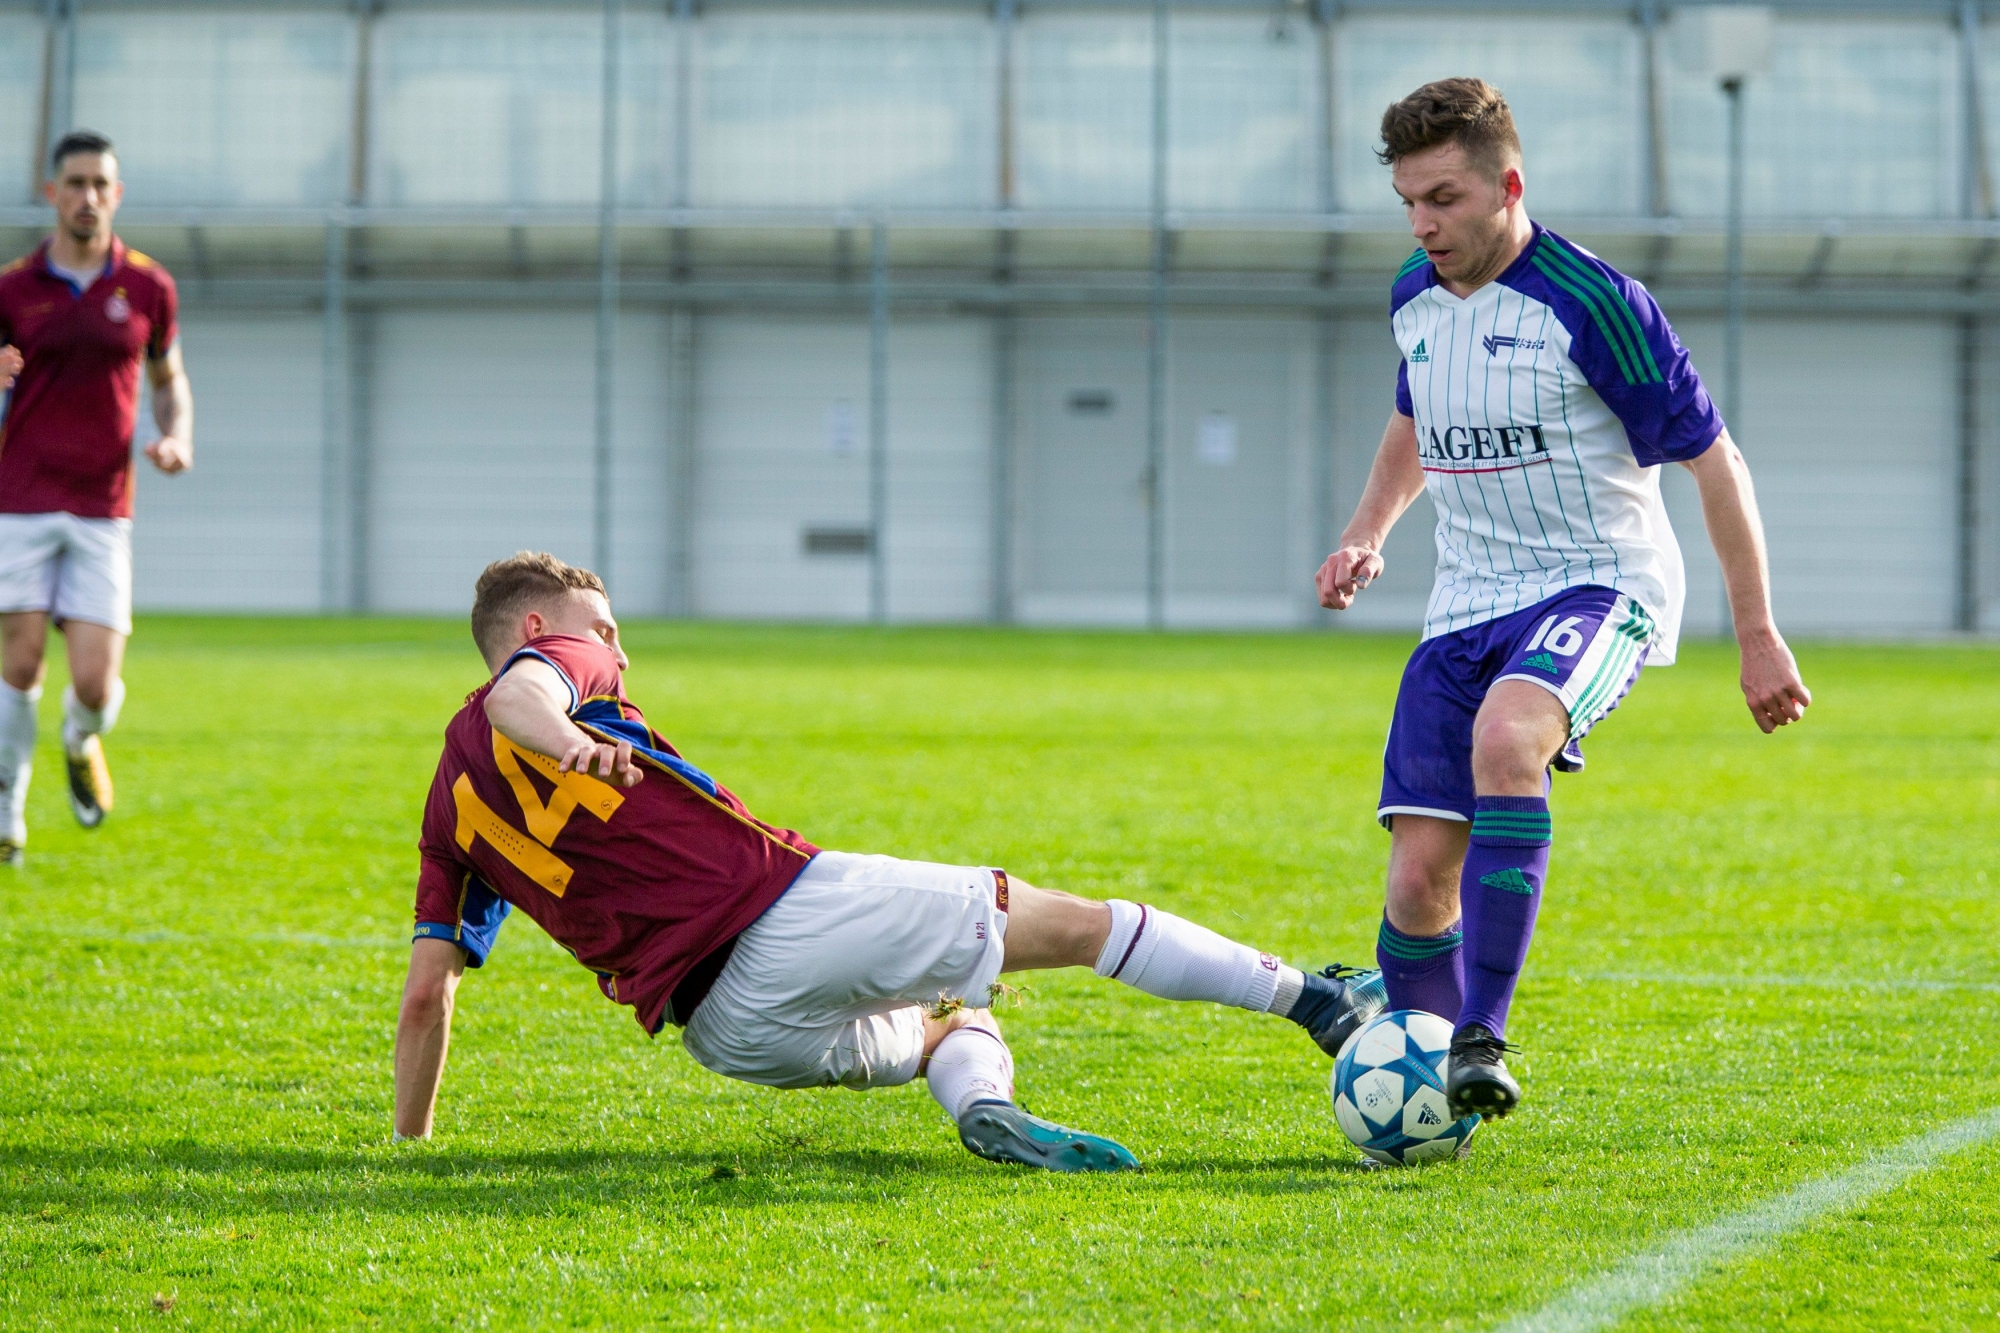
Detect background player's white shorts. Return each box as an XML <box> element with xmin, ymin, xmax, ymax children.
<box><xmin>0</xmin><ymin>512</ymin><xmax>133</xmax><ymax>635</ymax></box>
<box><xmin>680</xmin><ymin>851</ymin><xmax>1009</xmax><ymax>1091</ymax></box>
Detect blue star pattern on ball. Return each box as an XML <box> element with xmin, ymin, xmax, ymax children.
<box><xmin>1331</xmin><ymin>1009</ymin><xmax>1481</xmax><ymax>1166</ymax></box>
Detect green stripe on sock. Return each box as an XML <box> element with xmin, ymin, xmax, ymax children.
<box><xmin>1377</xmin><ymin>922</ymin><xmax>1463</xmax><ymax>961</ymax></box>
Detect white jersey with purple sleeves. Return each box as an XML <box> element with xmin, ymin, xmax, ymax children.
<box><xmin>1391</xmin><ymin>222</ymin><xmax>1722</xmax><ymax>664</ymax></box>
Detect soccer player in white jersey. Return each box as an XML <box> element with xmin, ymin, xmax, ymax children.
<box><xmin>1315</xmin><ymin>79</ymin><xmax>1811</xmax><ymax>1122</ymax></box>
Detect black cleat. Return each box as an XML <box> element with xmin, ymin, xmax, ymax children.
<box><xmin>65</xmin><ymin>737</ymin><xmax>112</xmax><ymax>829</ymax></box>
<box><xmin>0</xmin><ymin>838</ymin><xmax>19</xmax><ymax>867</ymax></box>
<box><xmin>1291</xmin><ymin>964</ymin><xmax>1389</xmax><ymax>1058</ymax></box>
<box><xmin>1446</xmin><ymin>1024</ymin><xmax>1522</xmax><ymax>1120</ymax></box>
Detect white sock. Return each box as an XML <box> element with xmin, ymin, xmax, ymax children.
<box><xmin>61</xmin><ymin>678</ymin><xmax>124</xmax><ymax>754</ymax></box>
<box><xmin>925</xmin><ymin>1012</ymin><xmax>1016</xmax><ymax>1123</ymax></box>
<box><xmin>1093</xmin><ymin>900</ymin><xmax>1306</xmax><ymax>1016</ymax></box>
<box><xmin>0</xmin><ymin>682</ymin><xmax>38</xmax><ymax>842</ymax></box>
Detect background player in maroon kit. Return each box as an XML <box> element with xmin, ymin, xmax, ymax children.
<box><xmin>0</xmin><ymin>131</ymin><xmax>195</xmax><ymax>859</ymax></box>
<box><xmin>393</xmin><ymin>553</ymin><xmax>1388</xmax><ymax>1173</ymax></box>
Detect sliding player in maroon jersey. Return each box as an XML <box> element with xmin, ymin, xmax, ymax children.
<box><xmin>0</xmin><ymin>131</ymin><xmax>195</xmax><ymax>859</ymax></box>
<box><xmin>393</xmin><ymin>552</ymin><xmax>1387</xmax><ymax>1172</ymax></box>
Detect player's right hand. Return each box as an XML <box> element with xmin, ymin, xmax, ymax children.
<box><xmin>558</xmin><ymin>735</ymin><xmax>644</xmax><ymax>788</ymax></box>
<box><xmin>0</xmin><ymin>344</ymin><xmax>20</xmax><ymax>390</ymax></box>
<box><xmin>1317</xmin><ymin>545</ymin><xmax>1384</xmax><ymax>610</ymax></box>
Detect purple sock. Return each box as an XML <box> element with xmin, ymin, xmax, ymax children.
<box><xmin>1457</xmin><ymin>795</ymin><xmax>1551</xmax><ymax>1040</ymax></box>
<box><xmin>1376</xmin><ymin>917</ymin><xmax>1464</xmax><ymax>1021</ymax></box>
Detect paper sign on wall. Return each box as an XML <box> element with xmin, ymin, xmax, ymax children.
<box><xmin>826</xmin><ymin>400</ymin><xmax>859</xmax><ymax>455</ymax></box>
<box><xmin>1197</xmin><ymin>411</ymin><xmax>1237</xmax><ymax>466</ymax></box>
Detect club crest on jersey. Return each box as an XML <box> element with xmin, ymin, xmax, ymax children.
<box><xmin>104</xmin><ymin>290</ymin><xmax>130</xmax><ymax>323</ymax></box>
<box><xmin>1408</xmin><ymin>338</ymin><xmax>1429</xmax><ymax>363</ymax></box>
<box><xmin>1482</xmin><ymin>333</ymin><xmax>1544</xmax><ymax>357</ymax></box>
<box><xmin>1421</xmin><ymin>423</ymin><xmax>1551</xmax><ymax>467</ymax></box>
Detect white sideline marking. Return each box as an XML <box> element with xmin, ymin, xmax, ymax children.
<box><xmin>1572</xmin><ymin>971</ymin><xmax>2000</xmax><ymax>995</ymax></box>
<box><xmin>1496</xmin><ymin>1106</ymin><xmax>2000</xmax><ymax>1333</ymax></box>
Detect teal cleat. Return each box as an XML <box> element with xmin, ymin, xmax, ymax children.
<box><xmin>957</xmin><ymin>1101</ymin><xmax>1141</xmax><ymax>1174</ymax></box>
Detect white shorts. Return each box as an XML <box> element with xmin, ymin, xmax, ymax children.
<box><xmin>0</xmin><ymin>512</ymin><xmax>133</xmax><ymax>635</ymax></box>
<box><xmin>680</xmin><ymin>851</ymin><xmax>1009</xmax><ymax>1091</ymax></box>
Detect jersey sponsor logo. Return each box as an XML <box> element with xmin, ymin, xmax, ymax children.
<box><xmin>1409</xmin><ymin>338</ymin><xmax>1429</xmax><ymax>363</ymax></box>
<box><xmin>1482</xmin><ymin>333</ymin><xmax>1544</xmax><ymax>356</ymax></box>
<box><xmin>1522</xmin><ymin>651</ymin><xmax>1559</xmax><ymax>674</ymax></box>
<box><xmin>1420</xmin><ymin>423</ymin><xmax>1551</xmax><ymax>470</ymax></box>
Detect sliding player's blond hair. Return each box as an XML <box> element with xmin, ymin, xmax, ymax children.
<box><xmin>470</xmin><ymin>551</ymin><xmax>605</xmax><ymax>666</ymax></box>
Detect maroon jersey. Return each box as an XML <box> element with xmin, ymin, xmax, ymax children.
<box><xmin>0</xmin><ymin>238</ymin><xmax>177</xmax><ymax>519</ymax></box>
<box><xmin>413</xmin><ymin>634</ymin><xmax>818</xmax><ymax>1033</ymax></box>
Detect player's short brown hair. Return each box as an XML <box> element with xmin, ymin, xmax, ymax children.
<box><xmin>1376</xmin><ymin>78</ymin><xmax>1520</xmax><ymax>179</ymax></box>
<box><xmin>470</xmin><ymin>551</ymin><xmax>605</xmax><ymax>665</ymax></box>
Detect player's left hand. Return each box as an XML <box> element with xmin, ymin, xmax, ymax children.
<box><xmin>1738</xmin><ymin>628</ymin><xmax>1810</xmax><ymax>733</ymax></box>
<box><xmin>0</xmin><ymin>344</ymin><xmax>20</xmax><ymax>390</ymax></box>
<box><xmin>145</xmin><ymin>436</ymin><xmax>193</xmax><ymax>474</ymax></box>
<box><xmin>558</xmin><ymin>734</ymin><xmax>644</xmax><ymax>788</ymax></box>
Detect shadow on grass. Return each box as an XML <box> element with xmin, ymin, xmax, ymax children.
<box><xmin>0</xmin><ymin>1140</ymin><xmax>1400</xmax><ymax>1220</ymax></box>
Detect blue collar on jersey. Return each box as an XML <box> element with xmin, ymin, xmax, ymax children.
<box><xmin>572</xmin><ymin>697</ymin><xmax>719</xmax><ymax>798</ymax></box>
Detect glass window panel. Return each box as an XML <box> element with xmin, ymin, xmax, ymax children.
<box><xmin>1016</xmin><ymin>14</ymin><xmax>1151</xmax><ymax>211</ymax></box>
<box><xmin>693</xmin><ymin>12</ymin><xmax>996</xmax><ymax>210</ymax></box>
<box><xmin>373</xmin><ymin>12</ymin><xmax>594</xmax><ymax>208</ymax></box>
<box><xmin>1170</xmin><ymin>13</ymin><xmax>1317</xmax><ymax>213</ymax></box>
<box><xmin>0</xmin><ymin>15</ymin><xmax>44</xmax><ymax>206</ymax></box>
<box><xmin>373</xmin><ymin>10</ymin><xmax>669</xmax><ymax>209</ymax></box>
<box><xmin>72</xmin><ymin>11</ymin><xmax>354</xmax><ymax>207</ymax></box>
<box><xmin>1337</xmin><ymin>16</ymin><xmax>1644</xmax><ymax>216</ymax></box>
<box><xmin>1669</xmin><ymin>19</ymin><xmax>1958</xmax><ymax>218</ymax></box>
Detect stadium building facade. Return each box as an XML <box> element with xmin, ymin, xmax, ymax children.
<box><xmin>1</xmin><ymin>0</ymin><xmax>1995</xmax><ymax>635</ymax></box>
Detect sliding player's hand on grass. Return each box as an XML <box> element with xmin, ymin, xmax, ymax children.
<box><xmin>0</xmin><ymin>344</ymin><xmax>20</xmax><ymax>390</ymax></box>
<box><xmin>1317</xmin><ymin>545</ymin><xmax>1384</xmax><ymax>610</ymax></box>
<box><xmin>1738</xmin><ymin>628</ymin><xmax>1810</xmax><ymax>733</ymax></box>
<box><xmin>558</xmin><ymin>734</ymin><xmax>642</xmax><ymax>788</ymax></box>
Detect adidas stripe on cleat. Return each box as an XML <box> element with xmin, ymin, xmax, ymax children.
<box><xmin>957</xmin><ymin>1101</ymin><xmax>1140</xmax><ymax>1174</ymax></box>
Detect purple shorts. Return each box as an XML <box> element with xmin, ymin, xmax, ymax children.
<box><xmin>1378</xmin><ymin>584</ymin><xmax>1655</xmax><ymax>828</ymax></box>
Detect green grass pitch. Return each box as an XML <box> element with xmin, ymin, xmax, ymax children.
<box><xmin>2</xmin><ymin>618</ymin><xmax>1997</xmax><ymax>1330</ymax></box>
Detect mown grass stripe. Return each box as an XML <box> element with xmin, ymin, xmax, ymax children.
<box><xmin>1496</xmin><ymin>1106</ymin><xmax>2000</xmax><ymax>1333</ymax></box>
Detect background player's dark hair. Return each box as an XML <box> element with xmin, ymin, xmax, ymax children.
<box><xmin>50</xmin><ymin>130</ymin><xmax>115</xmax><ymax>172</ymax></box>
<box><xmin>470</xmin><ymin>551</ymin><xmax>607</xmax><ymax>666</ymax></box>
<box><xmin>1376</xmin><ymin>78</ymin><xmax>1520</xmax><ymax>179</ymax></box>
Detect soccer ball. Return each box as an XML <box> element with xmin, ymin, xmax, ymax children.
<box><xmin>1330</xmin><ymin>1009</ymin><xmax>1480</xmax><ymax>1166</ymax></box>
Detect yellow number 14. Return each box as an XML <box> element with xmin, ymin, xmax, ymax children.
<box><xmin>453</xmin><ymin>731</ymin><xmax>627</xmax><ymax>897</ymax></box>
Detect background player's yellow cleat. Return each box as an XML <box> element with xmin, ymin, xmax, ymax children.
<box><xmin>66</xmin><ymin>736</ymin><xmax>112</xmax><ymax>829</ymax></box>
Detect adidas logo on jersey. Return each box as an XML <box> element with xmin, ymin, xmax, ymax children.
<box><xmin>1482</xmin><ymin>333</ymin><xmax>1546</xmax><ymax>356</ymax></box>
<box><xmin>1409</xmin><ymin>339</ymin><xmax>1429</xmax><ymax>363</ymax></box>
<box><xmin>1523</xmin><ymin>651</ymin><xmax>1559</xmax><ymax>673</ymax></box>
<box><xmin>1479</xmin><ymin>867</ymin><xmax>1538</xmax><ymax>895</ymax></box>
